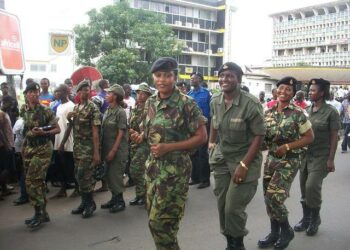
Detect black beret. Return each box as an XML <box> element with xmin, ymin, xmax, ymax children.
<box><xmin>150</xmin><ymin>57</ymin><xmax>178</xmax><ymax>73</ymax></box>
<box><xmin>277</xmin><ymin>76</ymin><xmax>298</xmax><ymax>94</ymax></box>
<box><xmin>76</xmin><ymin>80</ymin><xmax>90</xmax><ymax>92</ymax></box>
<box><xmin>308</xmin><ymin>78</ymin><xmax>330</xmax><ymax>87</ymax></box>
<box><xmin>23</xmin><ymin>82</ymin><xmax>40</xmax><ymax>94</ymax></box>
<box><xmin>218</xmin><ymin>62</ymin><xmax>243</xmax><ymax>75</ymax></box>
<box><xmin>190</xmin><ymin>72</ymin><xmax>203</xmax><ymax>79</ymax></box>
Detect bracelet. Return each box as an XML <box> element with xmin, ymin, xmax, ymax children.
<box><xmin>285</xmin><ymin>144</ymin><xmax>290</xmax><ymax>151</ymax></box>
<box><xmin>240</xmin><ymin>161</ymin><xmax>248</xmax><ymax>170</ymax></box>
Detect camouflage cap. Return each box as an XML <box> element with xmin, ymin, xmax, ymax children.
<box><xmin>277</xmin><ymin>76</ymin><xmax>298</xmax><ymax>94</ymax></box>
<box><xmin>136</xmin><ymin>82</ymin><xmax>152</xmax><ymax>95</ymax></box>
<box><xmin>76</xmin><ymin>80</ymin><xmax>90</xmax><ymax>92</ymax></box>
<box><xmin>105</xmin><ymin>83</ymin><xmax>125</xmax><ymax>97</ymax></box>
<box><xmin>218</xmin><ymin>62</ymin><xmax>243</xmax><ymax>75</ymax></box>
<box><xmin>23</xmin><ymin>82</ymin><xmax>40</xmax><ymax>94</ymax></box>
<box><xmin>150</xmin><ymin>57</ymin><xmax>178</xmax><ymax>73</ymax></box>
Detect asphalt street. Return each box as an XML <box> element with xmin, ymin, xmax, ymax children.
<box><xmin>1</xmin><ymin>149</ymin><xmax>350</xmax><ymax>250</ymax></box>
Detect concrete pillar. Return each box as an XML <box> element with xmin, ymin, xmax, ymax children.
<box><xmin>323</xmin><ymin>7</ymin><xmax>329</xmax><ymax>14</ymax></box>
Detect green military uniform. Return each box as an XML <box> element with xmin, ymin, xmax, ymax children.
<box><xmin>209</xmin><ymin>89</ymin><xmax>265</xmax><ymax>238</ymax></box>
<box><xmin>72</xmin><ymin>101</ymin><xmax>101</xmax><ymax>193</ymax></box>
<box><xmin>143</xmin><ymin>87</ymin><xmax>206</xmax><ymax>250</ymax></box>
<box><xmin>130</xmin><ymin>103</ymin><xmax>149</xmax><ymax>200</ymax></box>
<box><xmin>301</xmin><ymin>103</ymin><xmax>340</xmax><ymax>208</ymax></box>
<box><xmin>101</xmin><ymin>105</ymin><xmax>128</xmax><ymax>196</ymax></box>
<box><xmin>21</xmin><ymin>104</ymin><xmax>55</xmax><ymax>206</ymax></box>
<box><xmin>264</xmin><ymin>102</ymin><xmax>312</xmax><ymax>221</ymax></box>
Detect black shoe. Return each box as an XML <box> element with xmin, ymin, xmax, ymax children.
<box><xmin>26</xmin><ymin>206</ymin><xmax>41</xmax><ymax>229</ymax></box>
<box><xmin>189</xmin><ymin>180</ymin><xmax>200</xmax><ymax>185</ymax></box>
<box><xmin>258</xmin><ymin>219</ymin><xmax>280</xmax><ymax>248</ymax></box>
<box><xmin>82</xmin><ymin>193</ymin><xmax>96</xmax><ymax>218</ymax></box>
<box><xmin>274</xmin><ymin>219</ymin><xmax>294</xmax><ymax>249</ymax></box>
<box><xmin>110</xmin><ymin>193</ymin><xmax>125</xmax><ymax>213</ymax></box>
<box><xmin>71</xmin><ymin>194</ymin><xmax>86</xmax><ymax>215</ymax></box>
<box><xmin>13</xmin><ymin>197</ymin><xmax>29</xmax><ymax>206</ymax></box>
<box><xmin>101</xmin><ymin>195</ymin><xmax>115</xmax><ymax>209</ymax></box>
<box><xmin>294</xmin><ymin>202</ymin><xmax>311</xmax><ymax>232</ymax></box>
<box><xmin>129</xmin><ymin>196</ymin><xmax>145</xmax><ymax>206</ymax></box>
<box><xmin>306</xmin><ymin>207</ymin><xmax>321</xmax><ymax>236</ymax></box>
<box><xmin>227</xmin><ymin>236</ymin><xmax>245</xmax><ymax>250</ymax></box>
<box><xmin>197</xmin><ymin>182</ymin><xmax>210</xmax><ymax>189</ymax></box>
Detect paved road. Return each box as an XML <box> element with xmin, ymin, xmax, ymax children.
<box><xmin>1</xmin><ymin>150</ymin><xmax>350</xmax><ymax>250</ymax></box>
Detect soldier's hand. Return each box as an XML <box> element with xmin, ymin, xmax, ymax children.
<box><xmin>275</xmin><ymin>145</ymin><xmax>287</xmax><ymax>157</ymax></box>
<box><xmin>208</xmin><ymin>142</ymin><xmax>216</xmax><ymax>151</ymax></box>
<box><xmin>150</xmin><ymin>143</ymin><xmax>169</xmax><ymax>158</ymax></box>
<box><xmin>232</xmin><ymin>164</ymin><xmax>247</xmax><ymax>184</ymax></box>
<box><xmin>130</xmin><ymin>130</ymin><xmax>143</xmax><ymax>144</ymax></box>
<box><xmin>67</xmin><ymin>111</ymin><xmax>77</xmax><ymax>120</ymax></box>
<box><xmin>106</xmin><ymin>150</ymin><xmax>116</xmax><ymax>162</ymax></box>
<box><xmin>32</xmin><ymin>127</ymin><xmax>45</xmax><ymax>136</ymax></box>
<box><xmin>327</xmin><ymin>159</ymin><xmax>335</xmax><ymax>172</ymax></box>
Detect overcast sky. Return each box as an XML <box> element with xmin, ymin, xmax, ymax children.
<box><xmin>6</xmin><ymin>0</ymin><xmax>332</xmax><ymax>65</ymax></box>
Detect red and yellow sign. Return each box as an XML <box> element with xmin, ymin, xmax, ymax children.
<box><xmin>50</xmin><ymin>34</ymin><xmax>69</xmax><ymax>54</ymax></box>
<box><xmin>0</xmin><ymin>10</ymin><xmax>25</xmax><ymax>74</ymax></box>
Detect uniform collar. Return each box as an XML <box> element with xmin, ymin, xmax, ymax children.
<box><xmin>155</xmin><ymin>87</ymin><xmax>181</xmax><ymax>109</ymax></box>
<box><xmin>309</xmin><ymin>101</ymin><xmax>326</xmax><ymax>114</ymax></box>
<box><xmin>271</xmin><ymin>101</ymin><xmax>296</xmax><ymax>111</ymax></box>
<box><xmin>218</xmin><ymin>88</ymin><xmax>241</xmax><ymax>107</ymax></box>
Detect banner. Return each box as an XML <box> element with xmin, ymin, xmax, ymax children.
<box><xmin>49</xmin><ymin>33</ymin><xmax>71</xmax><ymax>55</ymax></box>
<box><xmin>0</xmin><ymin>10</ymin><xmax>25</xmax><ymax>74</ymax></box>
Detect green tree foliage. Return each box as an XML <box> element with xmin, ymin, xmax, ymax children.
<box><xmin>74</xmin><ymin>2</ymin><xmax>183</xmax><ymax>84</ymax></box>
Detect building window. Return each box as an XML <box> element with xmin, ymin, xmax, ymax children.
<box><xmin>50</xmin><ymin>64</ymin><xmax>57</xmax><ymax>72</ymax></box>
<box><xmin>30</xmin><ymin>64</ymin><xmax>46</xmax><ymax>72</ymax></box>
<box><xmin>178</xmin><ymin>55</ymin><xmax>191</xmax><ymax>64</ymax></box>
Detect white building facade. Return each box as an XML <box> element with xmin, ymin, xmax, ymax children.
<box><xmin>119</xmin><ymin>0</ymin><xmax>236</xmax><ymax>82</ymax></box>
<box><xmin>271</xmin><ymin>0</ymin><xmax>350</xmax><ymax>68</ymax></box>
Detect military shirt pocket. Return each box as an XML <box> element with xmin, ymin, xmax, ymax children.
<box><xmin>228</xmin><ymin>118</ymin><xmax>247</xmax><ymax>143</ymax></box>
<box><xmin>314</xmin><ymin>121</ymin><xmax>328</xmax><ymax>132</ymax></box>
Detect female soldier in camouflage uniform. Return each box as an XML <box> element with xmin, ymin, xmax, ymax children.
<box><xmin>61</xmin><ymin>80</ymin><xmax>101</xmax><ymax>218</ymax></box>
<box><xmin>100</xmin><ymin>84</ymin><xmax>128</xmax><ymax>213</ymax></box>
<box><xmin>129</xmin><ymin>83</ymin><xmax>152</xmax><ymax>206</ymax></box>
<box><xmin>21</xmin><ymin>82</ymin><xmax>60</xmax><ymax>229</ymax></box>
<box><xmin>293</xmin><ymin>79</ymin><xmax>340</xmax><ymax>236</ymax></box>
<box><xmin>258</xmin><ymin>77</ymin><xmax>314</xmax><ymax>249</ymax></box>
<box><xmin>131</xmin><ymin>57</ymin><xmax>207</xmax><ymax>250</ymax></box>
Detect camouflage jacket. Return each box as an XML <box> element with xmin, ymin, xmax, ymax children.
<box><xmin>72</xmin><ymin>101</ymin><xmax>101</xmax><ymax>142</ymax></box>
<box><xmin>130</xmin><ymin>103</ymin><xmax>146</xmax><ymax>149</ymax></box>
<box><xmin>142</xmin><ymin>87</ymin><xmax>206</xmax><ymax>156</ymax></box>
<box><xmin>20</xmin><ymin>103</ymin><xmax>56</xmax><ymax>146</ymax></box>
<box><xmin>264</xmin><ymin>102</ymin><xmax>312</xmax><ymax>154</ymax></box>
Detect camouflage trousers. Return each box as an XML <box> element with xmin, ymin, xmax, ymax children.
<box><xmin>145</xmin><ymin>153</ymin><xmax>191</xmax><ymax>250</ymax></box>
<box><xmin>130</xmin><ymin>144</ymin><xmax>149</xmax><ymax>198</ymax></box>
<box><xmin>263</xmin><ymin>154</ymin><xmax>300</xmax><ymax>222</ymax></box>
<box><xmin>23</xmin><ymin>142</ymin><xmax>53</xmax><ymax>206</ymax></box>
<box><xmin>73</xmin><ymin>146</ymin><xmax>96</xmax><ymax>193</ymax></box>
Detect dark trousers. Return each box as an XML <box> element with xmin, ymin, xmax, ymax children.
<box><xmin>55</xmin><ymin>151</ymin><xmax>76</xmax><ymax>187</ymax></box>
<box><xmin>15</xmin><ymin>152</ymin><xmax>28</xmax><ymax>199</ymax></box>
<box><xmin>341</xmin><ymin>123</ymin><xmax>350</xmax><ymax>151</ymax></box>
<box><xmin>190</xmin><ymin>143</ymin><xmax>210</xmax><ymax>183</ymax></box>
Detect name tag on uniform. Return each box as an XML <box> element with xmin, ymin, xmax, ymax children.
<box><xmin>230</xmin><ymin>118</ymin><xmax>243</xmax><ymax>123</ymax></box>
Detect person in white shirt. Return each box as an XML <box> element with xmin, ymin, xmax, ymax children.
<box><xmin>327</xmin><ymin>92</ymin><xmax>342</xmax><ymax>114</ymax></box>
<box><xmin>53</xmin><ymin>84</ymin><xmax>78</xmax><ymax>198</ymax></box>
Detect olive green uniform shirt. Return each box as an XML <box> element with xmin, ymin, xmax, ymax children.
<box><xmin>306</xmin><ymin>102</ymin><xmax>341</xmax><ymax>160</ymax></box>
<box><xmin>210</xmin><ymin>89</ymin><xmax>266</xmax><ymax>182</ymax></box>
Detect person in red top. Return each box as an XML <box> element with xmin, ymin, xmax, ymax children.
<box><xmin>267</xmin><ymin>88</ymin><xmax>278</xmax><ymax>109</ymax></box>
<box><xmin>294</xmin><ymin>90</ymin><xmax>309</xmax><ymax>109</ymax></box>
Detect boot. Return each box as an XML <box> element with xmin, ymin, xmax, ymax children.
<box><xmin>233</xmin><ymin>236</ymin><xmax>246</xmax><ymax>250</ymax></box>
<box><xmin>82</xmin><ymin>192</ymin><xmax>96</xmax><ymax>218</ymax></box>
<box><xmin>258</xmin><ymin>219</ymin><xmax>280</xmax><ymax>248</ymax></box>
<box><xmin>27</xmin><ymin>206</ymin><xmax>42</xmax><ymax>229</ymax></box>
<box><xmin>129</xmin><ymin>196</ymin><xmax>145</xmax><ymax>206</ymax></box>
<box><xmin>71</xmin><ymin>194</ymin><xmax>86</xmax><ymax>215</ymax></box>
<box><xmin>101</xmin><ymin>194</ymin><xmax>116</xmax><ymax>209</ymax></box>
<box><xmin>110</xmin><ymin>193</ymin><xmax>125</xmax><ymax>213</ymax></box>
<box><xmin>225</xmin><ymin>235</ymin><xmax>234</xmax><ymax>250</ymax></box>
<box><xmin>25</xmin><ymin>206</ymin><xmax>41</xmax><ymax>225</ymax></box>
<box><xmin>41</xmin><ymin>203</ymin><xmax>50</xmax><ymax>223</ymax></box>
<box><xmin>294</xmin><ymin>202</ymin><xmax>311</xmax><ymax>232</ymax></box>
<box><xmin>274</xmin><ymin>219</ymin><xmax>294</xmax><ymax>249</ymax></box>
<box><xmin>306</xmin><ymin>207</ymin><xmax>321</xmax><ymax>236</ymax></box>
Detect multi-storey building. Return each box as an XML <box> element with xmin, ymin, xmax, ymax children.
<box><xmin>271</xmin><ymin>0</ymin><xmax>350</xmax><ymax>68</ymax></box>
<box><xmin>118</xmin><ymin>0</ymin><xmax>235</xmax><ymax>82</ymax></box>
